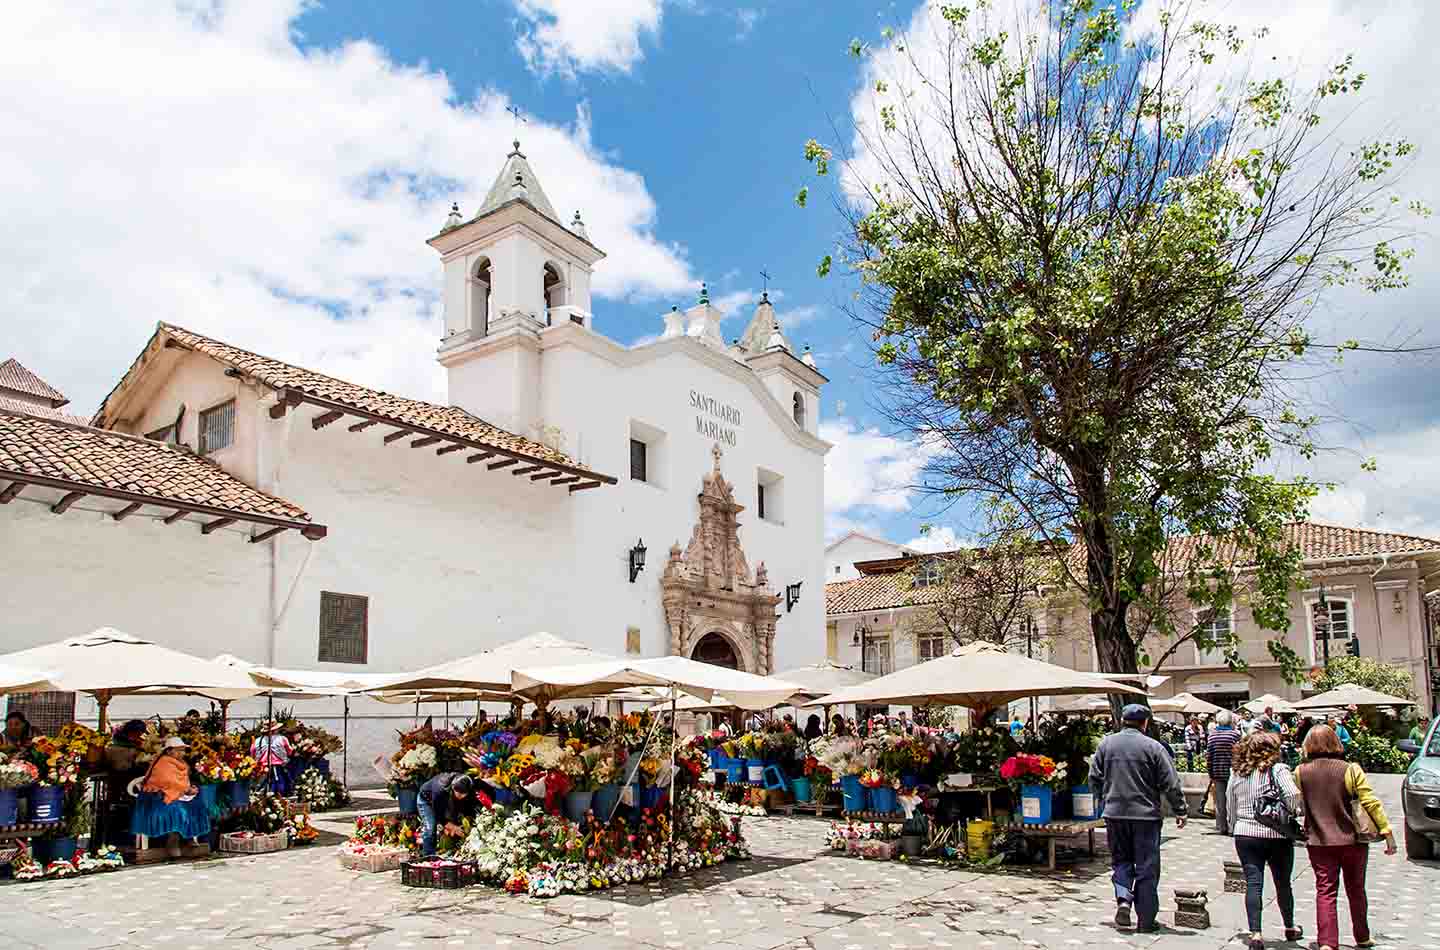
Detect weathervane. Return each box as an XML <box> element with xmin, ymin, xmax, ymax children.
<box><xmin>506</xmin><ymin>104</ymin><xmax>527</xmax><ymax>139</ymax></box>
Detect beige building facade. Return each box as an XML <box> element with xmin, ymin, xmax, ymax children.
<box><xmin>825</xmin><ymin>523</ymin><xmax>1440</xmax><ymax>714</ymax></box>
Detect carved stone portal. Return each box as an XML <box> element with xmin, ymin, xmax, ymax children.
<box><xmin>661</xmin><ymin>444</ymin><xmax>781</xmax><ymax>674</ymax></box>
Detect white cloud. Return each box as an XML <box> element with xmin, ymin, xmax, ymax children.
<box><xmin>513</xmin><ymin>0</ymin><xmax>663</xmax><ymax>78</ymax></box>
<box><xmin>904</xmin><ymin>526</ymin><xmax>969</xmax><ymax>553</ymax></box>
<box><xmin>820</xmin><ymin>416</ymin><xmax>940</xmax><ymax>537</ymax></box>
<box><xmin>735</xmin><ymin>8</ymin><xmax>763</xmax><ymax>39</ymax></box>
<box><xmin>0</xmin><ymin>1</ymin><xmax>695</xmax><ymax>416</ymax></box>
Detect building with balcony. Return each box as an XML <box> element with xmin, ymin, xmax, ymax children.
<box><xmin>824</xmin><ymin>522</ymin><xmax>1440</xmax><ymax>714</ymax></box>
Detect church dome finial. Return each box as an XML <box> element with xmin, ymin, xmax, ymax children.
<box><xmin>443</xmin><ymin>201</ymin><xmax>463</xmax><ymax>231</ymax></box>
<box><xmin>510</xmin><ymin>139</ymin><xmax>523</xmax><ymax>156</ymax></box>
<box><xmin>570</xmin><ymin>209</ymin><xmax>588</xmax><ymax>239</ymax></box>
<box><xmin>698</xmin><ymin>282</ymin><xmax>709</xmax><ymax>305</ymax></box>
<box><xmin>760</xmin><ymin>289</ymin><xmax>770</xmax><ymax>305</ymax></box>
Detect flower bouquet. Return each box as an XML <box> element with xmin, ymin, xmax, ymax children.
<box><xmin>857</xmin><ymin>768</ymin><xmax>889</xmax><ymax>789</ymax></box>
<box><xmin>999</xmin><ymin>753</ymin><xmax>1066</xmax><ymax>790</ymax></box>
<box><xmin>0</xmin><ymin>759</ymin><xmax>40</xmax><ymax>789</ymax></box>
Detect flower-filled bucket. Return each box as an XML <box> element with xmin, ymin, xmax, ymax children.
<box><xmin>839</xmin><ymin>774</ymin><xmax>867</xmax><ymax>813</ymax></box>
<box><xmin>790</xmin><ymin>778</ymin><xmax>812</xmax><ymax>803</ymax></box>
<box><xmin>869</xmin><ymin>786</ymin><xmax>899</xmax><ymax>814</ymax></box>
<box><xmin>493</xmin><ymin>787</ymin><xmax>514</xmax><ymax>807</ymax></box>
<box><xmin>0</xmin><ymin>788</ymin><xmax>19</xmax><ymax>826</ymax></box>
<box><xmin>1020</xmin><ymin>785</ymin><xmax>1052</xmax><ymax>825</ymax></box>
<box><xmin>746</xmin><ymin>760</ymin><xmax>764</xmax><ymax>783</ymax></box>
<box><xmin>397</xmin><ymin>785</ymin><xmax>420</xmax><ymax>815</ymax></box>
<box><xmin>640</xmin><ymin>786</ymin><xmax>666</xmax><ymax>811</ymax></box>
<box><xmin>27</xmin><ymin>785</ymin><xmax>65</xmax><ymax>824</ymax></box>
<box><xmin>1070</xmin><ymin>784</ymin><xmax>1102</xmax><ymax>820</ymax></box>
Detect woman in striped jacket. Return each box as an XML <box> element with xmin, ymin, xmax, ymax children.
<box><xmin>1226</xmin><ymin>732</ymin><xmax>1305</xmax><ymax>950</ymax></box>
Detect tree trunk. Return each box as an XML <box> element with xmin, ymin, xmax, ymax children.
<box><xmin>1074</xmin><ymin>465</ymin><xmax>1143</xmax><ymax>721</ymax></box>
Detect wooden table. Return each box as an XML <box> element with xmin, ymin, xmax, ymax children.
<box><xmin>1011</xmin><ymin>818</ymin><xmax>1104</xmax><ymax>870</ymax></box>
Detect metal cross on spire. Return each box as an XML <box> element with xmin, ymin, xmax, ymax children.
<box><xmin>506</xmin><ymin>104</ymin><xmax>527</xmax><ymax>142</ymax></box>
<box><xmin>759</xmin><ymin>268</ymin><xmax>773</xmax><ymax>304</ymax></box>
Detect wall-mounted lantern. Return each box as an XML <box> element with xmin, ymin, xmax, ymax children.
<box><xmin>785</xmin><ymin>580</ymin><xmax>803</xmax><ymax>613</ymax></box>
<box><xmin>628</xmin><ymin>538</ymin><xmax>647</xmax><ymax>583</ymax></box>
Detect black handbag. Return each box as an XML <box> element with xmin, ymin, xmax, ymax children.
<box><xmin>1253</xmin><ymin>768</ymin><xmax>1306</xmax><ymax>840</ymax></box>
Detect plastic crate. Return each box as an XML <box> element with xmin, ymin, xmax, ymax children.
<box><xmin>219</xmin><ymin>831</ymin><xmax>289</xmax><ymax>854</ymax></box>
<box><xmin>337</xmin><ymin>845</ymin><xmax>409</xmax><ymax>873</ymax></box>
<box><xmin>400</xmin><ymin>858</ymin><xmax>478</xmax><ymax>889</ymax></box>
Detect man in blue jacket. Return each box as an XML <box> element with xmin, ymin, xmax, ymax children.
<box><xmin>1089</xmin><ymin>704</ymin><xmax>1188</xmax><ymax>933</ymax></box>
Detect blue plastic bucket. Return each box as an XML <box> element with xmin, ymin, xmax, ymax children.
<box><xmin>746</xmin><ymin>760</ymin><xmax>765</xmax><ymax>783</ymax></box>
<box><xmin>229</xmin><ymin>779</ymin><xmax>252</xmax><ymax>809</ymax></box>
<box><xmin>27</xmin><ymin>785</ymin><xmax>65</xmax><ymax>824</ymax></box>
<box><xmin>640</xmin><ymin>785</ymin><xmax>666</xmax><ymax>811</ymax></box>
<box><xmin>791</xmin><ymin>778</ymin><xmax>812</xmax><ymax>803</ymax></box>
<box><xmin>726</xmin><ymin>759</ymin><xmax>745</xmax><ymax>782</ymax></box>
<box><xmin>870</xmin><ymin>785</ymin><xmax>898</xmax><ymax>814</ymax></box>
<box><xmin>1020</xmin><ymin>785</ymin><xmax>1053</xmax><ymax>824</ymax></box>
<box><xmin>563</xmin><ymin>790</ymin><xmax>593</xmax><ymax>824</ymax></box>
<box><xmin>1070</xmin><ymin>784</ymin><xmax>1101</xmax><ymax>820</ymax></box>
<box><xmin>0</xmin><ymin>788</ymin><xmax>18</xmax><ymax>826</ymax></box>
<box><xmin>840</xmin><ymin>774</ymin><xmax>867</xmax><ymax>813</ymax></box>
<box><xmin>397</xmin><ymin>785</ymin><xmax>419</xmax><ymax>814</ymax></box>
<box><xmin>197</xmin><ymin>784</ymin><xmax>218</xmax><ymax>816</ymax></box>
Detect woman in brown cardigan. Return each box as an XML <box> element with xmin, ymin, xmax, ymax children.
<box><xmin>1296</xmin><ymin>725</ymin><xmax>1396</xmax><ymax>950</ymax></box>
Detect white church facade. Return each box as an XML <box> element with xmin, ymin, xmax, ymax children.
<box><xmin>0</xmin><ymin>141</ymin><xmax>830</xmax><ymax>766</ymax></box>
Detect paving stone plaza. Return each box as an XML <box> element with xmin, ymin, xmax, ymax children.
<box><xmin>4</xmin><ymin>776</ymin><xmax>1434</xmax><ymax>950</ymax></box>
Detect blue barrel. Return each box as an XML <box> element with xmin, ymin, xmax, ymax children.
<box><xmin>870</xmin><ymin>786</ymin><xmax>899</xmax><ymax>814</ymax></box>
<box><xmin>840</xmin><ymin>774</ymin><xmax>867</xmax><ymax>813</ymax></box>
<box><xmin>726</xmin><ymin>759</ymin><xmax>745</xmax><ymax>782</ymax></box>
<box><xmin>397</xmin><ymin>785</ymin><xmax>419</xmax><ymax>814</ymax></box>
<box><xmin>1070</xmin><ymin>784</ymin><xmax>1102</xmax><ymax>820</ymax></box>
<box><xmin>229</xmin><ymin>779</ymin><xmax>252</xmax><ymax>809</ymax></box>
<box><xmin>197</xmin><ymin>784</ymin><xmax>218</xmax><ymax>816</ymax></box>
<box><xmin>1020</xmin><ymin>785</ymin><xmax>1053</xmax><ymax>824</ymax></box>
<box><xmin>26</xmin><ymin>785</ymin><xmax>65</xmax><ymax>824</ymax></box>
<box><xmin>0</xmin><ymin>788</ymin><xmax>18</xmax><ymax>826</ymax></box>
<box><xmin>592</xmin><ymin>783</ymin><xmax>620</xmax><ymax>822</ymax></box>
<box><xmin>791</xmin><ymin>778</ymin><xmax>813</xmax><ymax>803</ymax></box>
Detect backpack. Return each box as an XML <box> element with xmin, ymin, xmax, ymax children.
<box><xmin>1253</xmin><ymin>767</ymin><xmax>1306</xmax><ymax>841</ymax></box>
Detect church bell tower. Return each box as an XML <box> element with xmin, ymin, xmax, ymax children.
<box><xmin>427</xmin><ymin>140</ymin><xmax>605</xmax><ymax>436</ymax></box>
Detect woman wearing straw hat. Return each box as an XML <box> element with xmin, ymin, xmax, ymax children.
<box><xmin>130</xmin><ymin>736</ymin><xmax>208</xmax><ymax>859</ymax></box>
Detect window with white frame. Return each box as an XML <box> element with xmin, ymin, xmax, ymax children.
<box><xmin>756</xmin><ymin>467</ymin><xmax>784</xmax><ymax>523</ymax></box>
<box><xmin>862</xmin><ymin>635</ymin><xmax>893</xmax><ymax>675</ymax></box>
<box><xmin>1309</xmin><ymin>596</ymin><xmax>1355</xmax><ymax>662</ymax></box>
<box><xmin>628</xmin><ymin>420</ymin><xmax>666</xmax><ymax>487</ymax></box>
<box><xmin>1193</xmin><ymin>608</ymin><xmax>1233</xmax><ymax>666</ymax></box>
<box><xmin>913</xmin><ymin>559</ymin><xmax>944</xmax><ymax>588</ymax></box>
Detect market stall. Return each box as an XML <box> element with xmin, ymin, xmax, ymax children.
<box><xmin>804</xmin><ymin>642</ymin><xmax>1144</xmax><ymax>869</ymax></box>
<box><xmin>1292</xmin><ymin>683</ymin><xmax>1415</xmax><ymax>711</ymax></box>
<box><xmin>344</xmin><ymin>655</ymin><xmax>801</xmax><ymax>897</ymax></box>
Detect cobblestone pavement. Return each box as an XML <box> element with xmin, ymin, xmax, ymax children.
<box><xmin>3</xmin><ymin>777</ymin><xmax>1435</xmax><ymax>950</ymax></box>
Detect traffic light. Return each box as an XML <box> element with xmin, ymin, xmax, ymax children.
<box><xmin>1346</xmin><ymin>636</ymin><xmax>1360</xmax><ymax>658</ymax></box>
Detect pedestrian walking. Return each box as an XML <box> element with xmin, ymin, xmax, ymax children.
<box><xmin>1225</xmin><ymin>732</ymin><xmax>1305</xmax><ymax>949</ymax></box>
<box><xmin>1207</xmin><ymin>710</ymin><xmax>1240</xmax><ymax>835</ymax></box>
<box><xmin>1296</xmin><ymin>724</ymin><xmax>1397</xmax><ymax>950</ymax></box>
<box><xmin>1184</xmin><ymin>717</ymin><xmax>1205</xmax><ymax>771</ymax></box>
<box><xmin>1089</xmin><ymin>704</ymin><xmax>1188</xmax><ymax>933</ymax></box>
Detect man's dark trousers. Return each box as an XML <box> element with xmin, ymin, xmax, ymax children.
<box><xmin>1106</xmin><ymin>818</ymin><xmax>1162</xmax><ymax>927</ymax></box>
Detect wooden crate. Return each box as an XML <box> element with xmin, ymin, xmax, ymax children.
<box><xmin>219</xmin><ymin>831</ymin><xmax>289</xmax><ymax>854</ymax></box>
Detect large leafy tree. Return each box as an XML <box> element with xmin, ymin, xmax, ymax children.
<box><xmin>803</xmin><ymin>1</ymin><xmax>1423</xmax><ymax>692</ymax></box>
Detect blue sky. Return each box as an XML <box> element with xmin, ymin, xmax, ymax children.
<box><xmin>3</xmin><ymin>0</ymin><xmax>1438</xmax><ymax>551</ymax></box>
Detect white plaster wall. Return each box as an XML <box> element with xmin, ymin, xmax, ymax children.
<box><xmin>825</xmin><ymin>534</ymin><xmax>912</xmax><ymax>582</ymax></box>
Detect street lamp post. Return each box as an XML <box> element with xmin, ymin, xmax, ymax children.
<box><xmin>1314</xmin><ymin>584</ymin><xmax>1332</xmax><ymax>667</ymax></box>
<box><xmin>1026</xmin><ymin>614</ymin><xmax>1037</xmax><ymax>726</ymax></box>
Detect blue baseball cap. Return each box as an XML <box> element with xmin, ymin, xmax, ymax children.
<box><xmin>1121</xmin><ymin>704</ymin><xmax>1152</xmax><ymax>723</ymax></box>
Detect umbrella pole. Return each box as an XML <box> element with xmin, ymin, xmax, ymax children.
<box><xmin>343</xmin><ymin>696</ymin><xmax>350</xmax><ymax>790</ymax></box>
<box><xmin>219</xmin><ymin>699</ymin><xmax>231</xmax><ymax>732</ymax></box>
<box><xmin>96</xmin><ymin>691</ymin><xmax>111</xmax><ymax>734</ymax></box>
<box><xmin>445</xmin><ymin>700</ymin><xmax>450</xmax><ymax>730</ymax></box>
<box><xmin>668</xmin><ymin>685</ymin><xmax>677</xmax><ymax>873</ymax></box>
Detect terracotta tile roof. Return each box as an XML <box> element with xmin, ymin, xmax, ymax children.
<box><xmin>826</xmin><ymin>574</ymin><xmax>945</xmax><ymax>615</ymax></box>
<box><xmin>0</xmin><ymin>396</ymin><xmax>89</xmax><ymax>426</ymax></box>
<box><xmin>827</xmin><ymin>521</ymin><xmax>1440</xmax><ymax>615</ymax></box>
<box><xmin>0</xmin><ymin>408</ymin><xmax>318</xmax><ymax>528</ymax></box>
<box><xmin>96</xmin><ymin>323</ymin><xmax>613</xmax><ymax>483</ymax></box>
<box><xmin>0</xmin><ymin>358</ymin><xmax>68</xmax><ymax>407</ymax></box>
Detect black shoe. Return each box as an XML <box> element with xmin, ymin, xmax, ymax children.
<box><xmin>1285</xmin><ymin>927</ymin><xmax>1304</xmax><ymax>942</ymax></box>
<box><xmin>1114</xmin><ymin>903</ymin><xmax>1132</xmax><ymax>928</ymax></box>
<box><xmin>1248</xmin><ymin>938</ymin><xmax>1265</xmax><ymax>950</ymax></box>
<box><xmin>1136</xmin><ymin>922</ymin><xmax>1161</xmax><ymax>935</ymax></box>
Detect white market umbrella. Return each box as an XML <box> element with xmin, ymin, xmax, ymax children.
<box><xmin>1163</xmin><ymin>692</ymin><xmax>1225</xmax><ymax>715</ymax></box>
<box><xmin>771</xmin><ymin>661</ymin><xmax>877</xmax><ymax>701</ymax></box>
<box><xmin>0</xmin><ymin>662</ymin><xmax>61</xmax><ymax>696</ymax></box>
<box><xmin>512</xmin><ymin>655</ymin><xmax>804</xmax><ymax>711</ymax></box>
<box><xmin>366</xmin><ymin>631</ymin><xmax>616</xmax><ymax>696</ymax></box>
<box><xmin>804</xmin><ymin>642</ymin><xmax>1144</xmax><ymax>712</ymax></box>
<box><xmin>0</xmin><ymin>628</ymin><xmax>263</xmax><ymax>728</ymax></box>
<box><xmin>1242</xmin><ymin>693</ymin><xmax>1297</xmax><ymax>715</ymax></box>
<box><xmin>1293</xmin><ymin>683</ymin><xmax>1415</xmax><ymax>711</ymax></box>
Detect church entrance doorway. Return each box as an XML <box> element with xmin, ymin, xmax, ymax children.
<box><xmin>691</xmin><ymin>632</ymin><xmax>739</xmax><ymax>670</ymax></box>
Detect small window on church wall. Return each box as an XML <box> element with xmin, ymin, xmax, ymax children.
<box><xmin>756</xmin><ymin>467</ymin><xmax>784</xmax><ymax>523</ymax></box>
<box><xmin>630</xmin><ymin>438</ymin><xmax>648</xmax><ymax>482</ymax></box>
<box><xmin>318</xmin><ymin>591</ymin><xmax>368</xmax><ymax>664</ymax></box>
<box><xmin>199</xmin><ymin>400</ymin><xmax>235</xmax><ymax>455</ymax></box>
<box><xmin>793</xmin><ymin>392</ymin><xmax>805</xmax><ymax>428</ymax></box>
